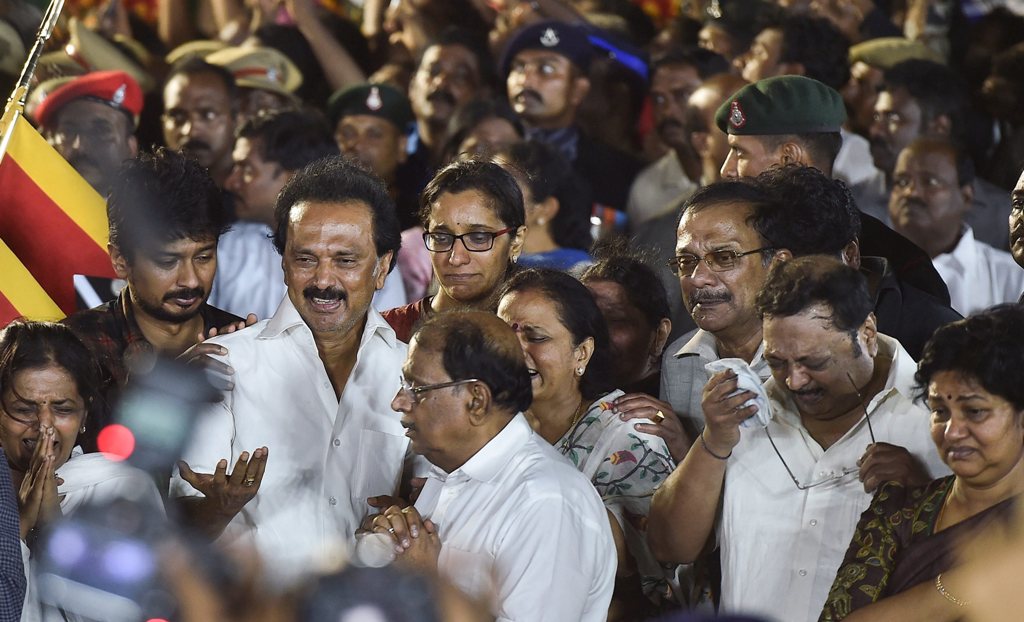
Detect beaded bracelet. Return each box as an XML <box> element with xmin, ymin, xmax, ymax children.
<box><xmin>700</xmin><ymin>430</ymin><xmax>732</xmax><ymax>460</ymax></box>
<box><xmin>935</xmin><ymin>573</ymin><xmax>968</xmax><ymax>608</ymax></box>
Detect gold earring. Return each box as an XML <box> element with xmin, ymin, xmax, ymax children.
<box><xmin>80</xmin><ymin>425</ymin><xmax>86</xmax><ymax>433</ymax></box>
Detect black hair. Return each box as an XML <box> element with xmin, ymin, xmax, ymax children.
<box><xmin>420</xmin><ymin>159</ymin><xmax>526</xmax><ymax>231</ymax></box>
<box><xmin>758</xmin><ymin>132</ymin><xmax>844</xmax><ymax>172</ymax></box>
<box><xmin>650</xmin><ymin>45</ymin><xmax>730</xmax><ymax>80</ymax></box>
<box><xmin>496</xmin><ymin>140</ymin><xmax>593</xmax><ymax>251</ymax></box>
<box><xmin>580</xmin><ymin>237</ymin><xmax>671</xmax><ymax>328</ymax></box>
<box><xmin>163</xmin><ymin>57</ymin><xmax>238</xmax><ymax>110</ymax></box>
<box><xmin>883</xmin><ymin>60</ymin><xmax>967</xmax><ymax>139</ymax></box>
<box><xmin>773</xmin><ymin>14</ymin><xmax>850</xmax><ymax>91</ymax></box>
<box><xmin>678</xmin><ymin>180</ymin><xmax>778</xmax><ymax>266</ymax></box>
<box><xmin>107</xmin><ymin>148</ymin><xmax>230</xmax><ymax>261</ymax></box>
<box><xmin>755</xmin><ymin>256</ymin><xmax>873</xmax><ymax>354</ymax></box>
<box><xmin>915</xmin><ymin>304</ymin><xmax>1024</xmax><ymax>411</ymax></box>
<box><xmin>414</xmin><ymin>312</ymin><xmax>533</xmax><ymax>414</ymax></box>
<box><xmin>751</xmin><ymin>164</ymin><xmax>860</xmax><ymax>257</ymax></box>
<box><xmin>498</xmin><ymin>269</ymin><xmax>616</xmax><ymax>401</ymax></box>
<box><xmin>441</xmin><ymin>97</ymin><xmax>524</xmax><ymax>164</ymax></box>
<box><xmin>420</xmin><ymin>26</ymin><xmax>496</xmax><ymax>93</ymax></box>
<box><xmin>0</xmin><ymin>321</ymin><xmax>104</xmax><ymax>425</ymax></box>
<box><xmin>238</xmin><ymin>109</ymin><xmax>340</xmax><ymax>172</ymax></box>
<box><xmin>273</xmin><ymin>155</ymin><xmax>401</xmax><ymax>272</ymax></box>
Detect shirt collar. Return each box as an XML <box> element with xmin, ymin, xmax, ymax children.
<box><xmin>259</xmin><ymin>295</ymin><xmax>399</xmax><ymax>349</ymax></box>
<box><xmin>674</xmin><ymin>328</ymin><xmax>717</xmax><ymax>359</ymax></box>
<box><xmin>433</xmin><ymin>413</ymin><xmax>532</xmax><ymax>484</ymax></box>
<box><xmin>939</xmin><ymin>225</ymin><xmax>976</xmax><ymax>274</ymax></box>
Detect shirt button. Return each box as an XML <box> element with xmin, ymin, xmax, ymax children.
<box><xmin>809</xmin><ymin>519</ymin><xmax>818</xmax><ymax>526</ymax></box>
<box><xmin>333</xmin><ymin>438</ymin><xmax>341</xmax><ymax>447</ymax></box>
<box><xmin>328</xmin><ymin>496</ymin><xmax>337</xmax><ymax>506</ymax></box>
<box><xmin>798</xmin><ymin>569</ymin><xmax>807</xmax><ymax>577</ymax></box>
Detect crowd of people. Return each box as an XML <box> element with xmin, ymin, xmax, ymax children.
<box><xmin>2</xmin><ymin>0</ymin><xmax>1024</xmax><ymax>620</ymax></box>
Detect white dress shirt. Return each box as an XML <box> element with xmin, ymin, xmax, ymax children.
<box><xmin>718</xmin><ymin>335</ymin><xmax>950</xmax><ymax>622</ymax></box>
<box><xmin>932</xmin><ymin>225</ymin><xmax>1024</xmax><ymax>316</ymax></box>
<box><xmin>210</xmin><ymin>221</ymin><xmax>408</xmax><ymax>319</ymax></box>
<box><xmin>170</xmin><ymin>297</ymin><xmax>410</xmax><ymax>586</ymax></box>
<box><xmin>413</xmin><ymin>414</ymin><xmax>615</xmax><ymax>622</ymax></box>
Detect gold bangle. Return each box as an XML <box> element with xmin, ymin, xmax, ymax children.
<box><xmin>935</xmin><ymin>573</ymin><xmax>968</xmax><ymax>607</ymax></box>
<box><xmin>700</xmin><ymin>430</ymin><xmax>732</xmax><ymax>460</ymax></box>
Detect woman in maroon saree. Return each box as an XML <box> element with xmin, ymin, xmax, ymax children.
<box><xmin>820</xmin><ymin>304</ymin><xmax>1024</xmax><ymax>621</ymax></box>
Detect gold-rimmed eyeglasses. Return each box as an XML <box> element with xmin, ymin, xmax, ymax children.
<box><xmin>398</xmin><ymin>376</ymin><xmax>480</xmax><ymax>405</ymax></box>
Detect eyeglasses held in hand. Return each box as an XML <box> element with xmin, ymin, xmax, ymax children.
<box><xmin>766</xmin><ymin>372</ymin><xmax>877</xmax><ymax>490</ymax></box>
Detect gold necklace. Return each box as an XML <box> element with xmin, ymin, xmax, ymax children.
<box><xmin>559</xmin><ymin>397</ymin><xmax>589</xmax><ymax>453</ymax></box>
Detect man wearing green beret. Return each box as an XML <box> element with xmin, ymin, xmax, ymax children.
<box><xmin>328</xmin><ymin>83</ymin><xmax>418</xmax><ymax>230</ymax></box>
<box><xmin>715</xmin><ymin>74</ymin><xmax>952</xmax><ymax>306</ymax></box>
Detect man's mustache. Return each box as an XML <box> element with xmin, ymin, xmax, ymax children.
<box><xmin>164</xmin><ymin>287</ymin><xmax>205</xmax><ymax>302</ymax></box>
<box><xmin>303</xmin><ymin>286</ymin><xmax>346</xmax><ymax>303</ymax></box>
<box><xmin>689</xmin><ymin>289</ymin><xmax>731</xmax><ymax>308</ymax></box>
<box><xmin>514</xmin><ymin>89</ymin><xmax>543</xmax><ymax>105</ymax></box>
<box><xmin>427</xmin><ymin>89</ymin><xmax>456</xmax><ymax>107</ymax></box>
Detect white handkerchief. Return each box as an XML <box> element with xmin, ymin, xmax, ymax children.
<box><xmin>704</xmin><ymin>358</ymin><xmax>772</xmax><ymax>428</ymax></box>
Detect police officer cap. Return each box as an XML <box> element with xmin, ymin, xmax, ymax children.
<box><xmin>715</xmin><ymin>75</ymin><xmax>846</xmax><ymax>135</ymax></box>
<box><xmin>34</xmin><ymin>70</ymin><xmax>143</xmax><ymax>128</ymax></box>
<box><xmin>327</xmin><ymin>83</ymin><xmax>413</xmax><ymax>130</ymax></box>
<box><xmin>849</xmin><ymin>37</ymin><xmax>943</xmax><ymax>70</ymax></box>
<box><xmin>501</xmin><ymin>20</ymin><xmax>593</xmax><ymax>76</ymax></box>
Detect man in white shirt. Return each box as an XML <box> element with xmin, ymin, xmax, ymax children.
<box><xmin>362</xmin><ymin>311</ymin><xmax>616</xmax><ymax>622</ymax></box>
<box><xmin>649</xmin><ymin>257</ymin><xmax>948</xmax><ymax>622</ymax></box>
<box><xmin>171</xmin><ymin>156</ymin><xmax>411</xmax><ymax>586</ymax></box>
<box><xmin>626</xmin><ymin>48</ymin><xmax>728</xmax><ymax>229</ymax></box>
<box><xmin>889</xmin><ymin>137</ymin><xmax>1024</xmax><ymax>316</ymax></box>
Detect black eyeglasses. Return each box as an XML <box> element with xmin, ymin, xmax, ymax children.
<box><xmin>766</xmin><ymin>372</ymin><xmax>877</xmax><ymax>490</ymax></box>
<box><xmin>398</xmin><ymin>375</ymin><xmax>480</xmax><ymax>405</ymax></box>
<box><xmin>667</xmin><ymin>247</ymin><xmax>774</xmax><ymax>275</ymax></box>
<box><xmin>423</xmin><ymin>228</ymin><xmax>514</xmax><ymax>253</ymax></box>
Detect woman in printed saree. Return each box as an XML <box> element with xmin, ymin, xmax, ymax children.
<box><xmin>496</xmin><ymin>268</ymin><xmax>677</xmax><ymax>620</ymax></box>
<box><xmin>820</xmin><ymin>304</ymin><xmax>1024</xmax><ymax>621</ymax></box>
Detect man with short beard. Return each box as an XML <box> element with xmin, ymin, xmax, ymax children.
<box><xmin>35</xmin><ymin>71</ymin><xmax>141</xmax><ymax>197</ymax></box>
<box><xmin>625</xmin><ymin>48</ymin><xmax>729</xmax><ymax>229</ymax></box>
<box><xmin>1012</xmin><ymin>168</ymin><xmax>1024</xmax><ymax>291</ymax></box>
<box><xmin>161</xmin><ymin>58</ymin><xmax>238</xmax><ymax>188</ymax></box>
<box><xmin>64</xmin><ymin>149</ymin><xmax>242</xmax><ymax>448</ymax></box>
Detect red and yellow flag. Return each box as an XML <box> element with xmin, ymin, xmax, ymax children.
<box><xmin>0</xmin><ymin>106</ymin><xmax>114</xmax><ymax>325</ymax></box>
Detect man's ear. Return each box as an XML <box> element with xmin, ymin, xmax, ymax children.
<box><xmin>959</xmin><ymin>182</ymin><xmax>974</xmax><ymax>212</ymax></box>
<box><xmin>570</xmin><ymin>76</ymin><xmax>591</xmax><ymax>107</ymax></box>
<box><xmin>128</xmin><ymin>135</ymin><xmax>138</xmax><ymax>158</ymax></box>
<box><xmin>466</xmin><ymin>381</ymin><xmax>493</xmax><ymax>426</ymax></box>
<box><xmin>397</xmin><ymin>135</ymin><xmax>408</xmax><ymax>165</ymax></box>
<box><xmin>374</xmin><ymin>251</ymin><xmax>394</xmax><ymax>290</ymax></box>
<box><xmin>772</xmin><ymin>248</ymin><xmax>793</xmax><ymax>264</ymax></box>
<box><xmin>691</xmin><ymin>130</ymin><xmax>711</xmax><ymax>157</ymax></box>
<box><xmin>650</xmin><ymin>317</ymin><xmax>672</xmax><ymax>361</ymax></box>
<box><xmin>108</xmin><ymin>244</ymin><xmax>130</xmax><ymax>279</ymax></box>
<box><xmin>778</xmin><ymin>141</ymin><xmax>807</xmax><ymax>166</ymax></box>
<box><xmin>860</xmin><ymin>311</ymin><xmax>879</xmax><ymax>358</ymax></box>
<box><xmin>842</xmin><ymin>239</ymin><xmax>862</xmax><ymax>269</ymax></box>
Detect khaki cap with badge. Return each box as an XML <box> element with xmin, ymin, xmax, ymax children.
<box><xmin>206</xmin><ymin>45</ymin><xmax>303</xmax><ymax>103</ymax></box>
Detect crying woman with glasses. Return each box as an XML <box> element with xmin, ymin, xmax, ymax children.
<box><xmin>381</xmin><ymin>160</ymin><xmax>526</xmax><ymax>343</ymax></box>
<box><xmin>648</xmin><ymin>257</ymin><xmax>949</xmax><ymax>622</ymax></box>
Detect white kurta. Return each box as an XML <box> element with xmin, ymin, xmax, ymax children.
<box><xmin>717</xmin><ymin>335</ymin><xmax>950</xmax><ymax>622</ymax></box>
<box><xmin>932</xmin><ymin>225</ymin><xmax>1024</xmax><ymax>316</ymax></box>
<box><xmin>355</xmin><ymin>414</ymin><xmax>616</xmax><ymax>622</ymax></box>
<box><xmin>169</xmin><ymin>297</ymin><xmax>409</xmax><ymax>586</ymax></box>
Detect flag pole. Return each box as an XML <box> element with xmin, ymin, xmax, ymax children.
<box><xmin>0</xmin><ymin>0</ymin><xmax>65</xmax><ymax>141</ymax></box>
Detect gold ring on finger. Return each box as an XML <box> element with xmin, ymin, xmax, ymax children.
<box><xmin>652</xmin><ymin>410</ymin><xmax>665</xmax><ymax>424</ymax></box>
<box><xmin>243</xmin><ymin>478</ymin><xmax>256</xmax><ymax>486</ymax></box>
